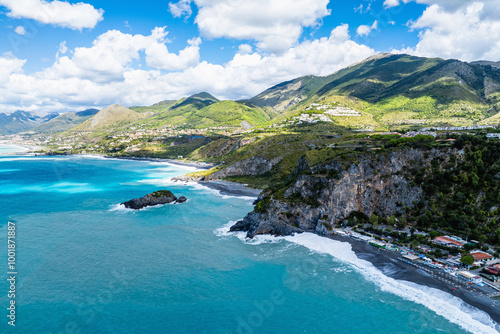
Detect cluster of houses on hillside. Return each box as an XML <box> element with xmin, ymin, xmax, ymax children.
<box><xmin>305</xmin><ymin>103</ymin><xmax>362</xmax><ymax>117</ymax></box>
<box><xmin>291</xmin><ymin>113</ymin><xmax>333</xmax><ymax>124</ymax></box>
<box><xmin>421</xmin><ymin>125</ymin><xmax>494</xmax><ymax>132</ymax></box>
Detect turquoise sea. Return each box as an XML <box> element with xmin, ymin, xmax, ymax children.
<box><xmin>0</xmin><ymin>144</ymin><xmax>28</xmax><ymax>154</ymax></box>
<box><xmin>0</xmin><ymin>149</ymin><xmax>498</xmax><ymax>333</ymax></box>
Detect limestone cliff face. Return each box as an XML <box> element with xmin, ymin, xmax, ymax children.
<box><xmin>231</xmin><ymin>148</ymin><xmax>458</xmax><ymax>238</ymax></box>
<box><xmin>209</xmin><ymin>156</ymin><xmax>282</xmax><ymax>179</ymax></box>
<box><xmin>172</xmin><ymin>155</ymin><xmax>281</xmax><ymax>182</ymax></box>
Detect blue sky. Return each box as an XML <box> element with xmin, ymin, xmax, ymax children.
<box><xmin>0</xmin><ymin>0</ymin><xmax>499</xmax><ymax>113</ymax></box>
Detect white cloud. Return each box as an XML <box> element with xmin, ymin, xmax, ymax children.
<box><xmin>169</xmin><ymin>0</ymin><xmax>192</xmax><ymax>18</ymax></box>
<box><xmin>0</xmin><ymin>53</ymin><xmax>25</xmax><ymax>84</ymax></box>
<box><xmin>58</xmin><ymin>41</ymin><xmax>67</xmax><ymax>55</ymax></box>
<box><xmin>0</xmin><ymin>24</ymin><xmax>375</xmax><ymax>113</ymax></box>
<box><xmin>42</xmin><ymin>27</ymin><xmax>201</xmax><ymax>83</ymax></box>
<box><xmin>238</xmin><ymin>44</ymin><xmax>253</xmax><ymax>55</ymax></box>
<box><xmin>14</xmin><ymin>26</ymin><xmax>25</xmax><ymax>35</ymax></box>
<box><xmin>399</xmin><ymin>1</ymin><xmax>500</xmax><ymax>61</ymax></box>
<box><xmin>383</xmin><ymin>0</ymin><xmax>400</xmax><ymax>8</ymax></box>
<box><xmin>193</xmin><ymin>0</ymin><xmax>331</xmax><ymax>53</ymax></box>
<box><xmin>384</xmin><ymin>0</ymin><xmax>473</xmax><ymax>11</ymax></box>
<box><xmin>0</xmin><ymin>0</ymin><xmax>104</xmax><ymax>30</ymax></box>
<box><xmin>357</xmin><ymin>20</ymin><xmax>378</xmax><ymax>36</ymax></box>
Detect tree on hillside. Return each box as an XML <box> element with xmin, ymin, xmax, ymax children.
<box><xmin>396</xmin><ymin>217</ymin><xmax>407</xmax><ymax>229</ymax></box>
<box><xmin>460</xmin><ymin>255</ymin><xmax>474</xmax><ymax>266</ymax></box>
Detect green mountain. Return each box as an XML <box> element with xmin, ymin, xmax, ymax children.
<box><xmin>248</xmin><ymin>53</ymin><xmax>500</xmax><ymax>128</ymax></box>
<box><xmin>73</xmin><ymin>104</ymin><xmax>149</xmax><ymax>131</ymax></box>
<box><xmin>129</xmin><ymin>92</ymin><xmax>269</xmax><ymax>129</ymax></box>
<box><xmin>244</xmin><ymin>75</ymin><xmax>333</xmax><ymax>117</ymax></box>
<box><xmin>32</xmin><ymin>109</ymin><xmax>99</xmax><ymax>133</ymax></box>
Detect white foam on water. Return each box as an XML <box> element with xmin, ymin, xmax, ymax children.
<box><xmin>76</xmin><ymin>154</ymin><xmax>108</xmax><ymax>160</ymax></box>
<box><xmin>109</xmin><ymin>200</ymin><xmax>180</xmax><ymax>213</ymax></box>
<box><xmin>215</xmin><ymin>221</ymin><xmax>287</xmax><ymax>246</ymax></box>
<box><xmin>164</xmin><ymin>178</ymin><xmax>257</xmax><ymax>201</ymax></box>
<box><xmin>109</xmin><ymin>203</ymin><xmax>132</xmax><ymax>212</ymax></box>
<box><xmin>283</xmin><ymin>233</ymin><xmax>500</xmax><ymax>334</ymax></box>
<box><xmin>214</xmin><ymin>221</ymin><xmax>238</xmax><ymax>237</ymax></box>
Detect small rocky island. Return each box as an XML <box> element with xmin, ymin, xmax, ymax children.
<box><xmin>121</xmin><ymin>190</ymin><xmax>187</xmax><ymax>210</ymax></box>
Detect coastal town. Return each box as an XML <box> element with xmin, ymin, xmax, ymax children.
<box><xmin>333</xmin><ymin>225</ymin><xmax>500</xmax><ymax>299</ymax></box>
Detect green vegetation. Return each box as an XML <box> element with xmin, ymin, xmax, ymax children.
<box><xmin>151</xmin><ymin>190</ymin><xmax>174</xmax><ymax>198</ymax></box>
<box><xmin>460</xmin><ymin>255</ymin><xmax>474</xmax><ymax>266</ymax></box>
<box><xmin>74</xmin><ymin>104</ymin><xmax>149</xmax><ymax>131</ymax></box>
<box><xmin>409</xmin><ymin>134</ymin><xmax>500</xmax><ymax>244</ymax></box>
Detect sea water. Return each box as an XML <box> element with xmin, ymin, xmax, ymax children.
<box><xmin>0</xmin><ymin>144</ymin><xmax>28</xmax><ymax>154</ymax></box>
<box><xmin>0</xmin><ymin>155</ymin><xmax>498</xmax><ymax>334</ymax></box>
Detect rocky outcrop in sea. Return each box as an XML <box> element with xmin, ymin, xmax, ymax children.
<box><xmin>122</xmin><ymin>190</ymin><xmax>186</xmax><ymax>209</ymax></box>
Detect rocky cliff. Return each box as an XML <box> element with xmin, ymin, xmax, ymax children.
<box><xmin>172</xmin><ymin>155</ymin><xmax>281</xmax><ymax>182</ymax></box>
<box><xmin>231</xmin><ymin>147</ymin><xmax>459</xmax><ymax>238</ymax></box>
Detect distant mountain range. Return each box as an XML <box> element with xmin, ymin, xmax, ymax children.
<box><xmin>0</xmin><ymin>111</ymin><xmax>58</xmax><ymax>135</ymax></box>
<box><xmin>0</xmin><ymin>109</ymin><xmax>99</xmax><ymax>135</ymax></box>
<box><xmin>32</xmin><ymin>109</ymin><xmax>100</xmax><ymax>133</ymax></box>
<box><xmin>2</xmin><ymin>53</ymin><xmax>500</xmax><ymax>135</ymax></box>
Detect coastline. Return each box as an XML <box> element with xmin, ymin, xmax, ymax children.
<box><xmin>0</xmin><ymin>143</ymin><xmax>45</xmax><ymax>154</ymax></box>
<box><xmin>199</xmin><ymin>180</ymin><xmax>262</xmax><ymax>197</ymax></box>
<box><xmin>5</xmin><ymin>151</ymin><xmax>499</xmax><ymax>328</ymax></box>
<box><xmin>103</xmin><ymin>155</ymin><xmax>215</xmax><ymax>170</ymax></box>
<box><xmin>105</xmin><ymin>154</ymin><xmax>262</xmax><ymax>197</ymax></box>
<box><xmin>326</xmin><ymin>233</ymin><xmax>500</xmax><ymax>324</ymax></box>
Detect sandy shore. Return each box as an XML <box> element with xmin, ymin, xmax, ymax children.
<box><xmin>199</xmin><ymin>180</ymin><xmax>262</xmax><ymax>197</ymax></box>
<box><xmin>327</xmin><ymin>234</ymin><xmax>500</xmax><ymax>324</ymax></box>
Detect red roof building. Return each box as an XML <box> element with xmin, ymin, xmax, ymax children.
<box><xmin>471</xmin><ymin>251</ymin><xmax>493</xmax><ymax>261</ymax></box>
<box><xmin>433</xmin><ymin>236</ymin><xmax>465</xmax><ymax>248</ymax></box>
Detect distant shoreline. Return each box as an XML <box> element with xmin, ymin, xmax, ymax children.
<box><xmin>105</xmin><ymin>155</ymin><xmax>262</xmax><ymax>197</ymax></box>
<box><xmin>102</xmin><ymin>155</ymin><xmax>215</xmax><ymax>170</ymax></box>
<box><xmin>327</xmin><ymin>233</ymin><xmax>500</xmax><ymax>324</ymax></box>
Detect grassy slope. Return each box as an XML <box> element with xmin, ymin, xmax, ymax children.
<box><xmin>74</xmin><ymin>105</ymin><xmax>148</xmax><ymax>131</ymax></box>
<box><xmin>130</xmin><ymin>99</ymin><xmax>269</xmax><ymax>129</ymax></box>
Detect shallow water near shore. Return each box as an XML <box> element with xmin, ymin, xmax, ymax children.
<box><xmin>0</xmin><ymin>144</ymin><xmax>29</xmax><ymax>154</ymax></box>
<box><xmin>0</xmin><ymin>155</ymin><xmax>498</xmax><ymax>333</ymax></box>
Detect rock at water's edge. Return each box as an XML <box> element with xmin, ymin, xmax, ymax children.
<box><xmin>122</xmin><ymin>190</ymin><xmax>186</xmax><ymax>210</ymax></box>
<box><xmin>176</xmin><ymin>196</ymin><xmax>187</xmax><ymax>203</ymax></box>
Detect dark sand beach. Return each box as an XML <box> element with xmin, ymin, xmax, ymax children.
<box><xmin>199</xmin><ymin>180</ymin><xmax>262</xmax><ymax>197</ymax></box>
<box><xmin>328</xmin><ymin>234</ymin><xmax>500</xmax><ymax>324</ymax></box>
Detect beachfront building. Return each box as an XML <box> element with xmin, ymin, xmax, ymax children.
<box><xmin>433</xmin><ymin>235</ymin><xmax>465</xmax><ymax>248</ymax></box>
<box><xmin>470</xmin><ymin>251</ymin><xmax>496</xmax><ymax>266</ymax></box>
<box><xmin>486</xmin><ymin>264</ymin><xmax>500</xmax><ymax>275</ymax></box>
<box><xmin>457</xmin><ymin>271</ymin><xmax>482</xmax><ymax>284</ymax></box>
